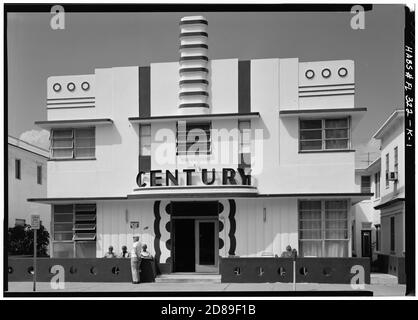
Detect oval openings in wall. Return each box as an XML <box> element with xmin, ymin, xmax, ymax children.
<box><xmin>67</xmin><ymin>82</ymin><xmax>76</xmax><ymax>92</ymax></box>
<box><xmin>338</xmin><ymin>67</ymin><xmax>348</xmax><ymax>77</ymax></box>
<box><xmin>53</xmin><ymin>83</ymin><xmax>62</xmax><ymax>92</ymax></box>
<box><xmin>305</xmin><ymin>69</ymin><xmax>315</xmax><ymax>79</ymax></box>
<box><xmin>321</xmin><ymin>68</ymin><xmax>331</xmax><ymax>78</ymax></box>
<box><xmin>81</xmin><ymin>81</ymin><xmax>90</xmax><ymax>91</ymax></box>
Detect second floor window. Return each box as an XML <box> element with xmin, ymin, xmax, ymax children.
<box><xmin>177</xmin><ymin>121</ymin><xmax>211</xmax><ymax>156</ymax></box>
<box><xmin>374</xmin><ymin>171</ymin><xmax>381</xmax><ymax>198</ymax></box>
<box><xmin>51</xmin><ymin>127</ymin><xmax>95</xmax><ymax>160</ymax></box>
<box><xmin>385</xmin><ymin>153</ymin><xmax>390</xmax><ymax>188</ymax></box>
<box><xmin>361</xmin><ymin>176</ymin><xmax>371</xmax><ymax>193</ymax></box>
<box><xmin>299</xmin><ymin>118</ymin><xmax>350</xmax><ymax>151</ymax></box>
<box><xmin>15</xmin><ymin>159</ymin><xmax>21</xmax><ymax>180</ymax></box>
<box><xmin>37</xmin><ymin>165</ymin><xmax>42</xmax><ymax>185</ymax></box>
<box><xmin>394</xmin><ymin>146</ymin><xmax>398</xmax><ymax>182</ymax></box>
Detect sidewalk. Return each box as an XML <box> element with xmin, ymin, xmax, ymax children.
<box><xmin>6</xmin><ymin>281</ymin><xmax>406</xmax><ymax>296</ymax></box>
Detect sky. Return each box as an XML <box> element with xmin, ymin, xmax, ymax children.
<box><xmin>7</xmin><ymin>5</ymin><xmax>405</xmax><ymax>165</ymax></box>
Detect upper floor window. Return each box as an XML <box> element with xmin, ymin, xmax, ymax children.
<box><xmin>394</xmin><ymin>146</ymin><xmax>398</xmax><ymax>183</ymax></box>
<box><xmin>176</xmin><ymin>121</ymin><xmax>211</xmax><ymax>156</ymax></box>
<box><xmin>37</xmin><ymin>165</ymin><xmax>42</xmax><ymax>185</ymax></box>
<box><xmin>238</xmin><ymin>120</ymin><xmax>251</xmax><ymax>169</ymax></box>
<box><xmin>374</xmin><ymin>171</ymin><xmax>381</xmax><ymax>198</ymax></box>
<box><xmin>385</xmin><ymin>153</ymin><xmax>390</xmax><ymax>188</ymax></box>
<box><xmin>361</xmin><ymin>175</ymin><xmax>371</xmax><ymax>193</ymax></box>
<box><xmin>51</xmin><ymin>128</ymin><xmax>95</xmax><ymax>160</ymax></box>
<box><xmin>299</xmin><ymin>118</ymin><xmax>350</xmax><ymax>151</ymax></box>
<box><xmin>15</xmin><ymin>159</ymin><xmax>21</xmax><ymax>180</ymax></box>
<box><xmin>139</xmin><ymin>125</ymin><xmax>151</xmax><ymax>172</ymax></box>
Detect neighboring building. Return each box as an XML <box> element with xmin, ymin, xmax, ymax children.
<box><xmin>353</xmin><ymin>158</ymin><xmax>381</xmax><ymax>259</ymax></box>
<box><xmin>29</xmin><ymin>16</ymin><xmax>371</xmax><ymax>273</ymax></box>
<box><xmin>372</xmin><ymin>110</ymin><xmax>405</xmax><ymax>258</ymax></box>
<box><xmin>8</xmin><ymin>136</ymin><xmax>50</xmax><ymax>234</ymax></box>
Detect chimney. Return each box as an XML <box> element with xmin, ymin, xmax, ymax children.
<box><xmin>179</xmin><ymin>16</ymin><xmax>209</xmax><ymax>114</ymax></box>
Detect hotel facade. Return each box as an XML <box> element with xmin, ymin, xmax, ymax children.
<box><xmin>30</xmin><ymin>16</ymin><xmax>372</xmax><ymax>274</ymax></box>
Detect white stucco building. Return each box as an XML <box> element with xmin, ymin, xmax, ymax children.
<box><xmin>8</xmin><ymin>136</ymin><xmax>50</xmax><ymax>232</ymax></box>
<box><xmin>30</xmin><ymin>16</ymin><xmax>371</xmax><ymax>273</ymax></box>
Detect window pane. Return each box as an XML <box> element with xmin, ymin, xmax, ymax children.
<box><xmin>300</xmin><ymin>140</ymin><xmax>322</xmax><ymax>150</ymax></box>
<box><xmin>52</xmin><ymin>149</ymin><xmax>73</xmax><ymax>158</ymax></box>
<box><xmin>325</xmin><ymin>220</ymin><xmax>347</xmax><ymax>229</ymax></box>
<box><xmin>75</xmin><ymin>147</ymin><xmax>95</xmax><ymax>158</ymax></box>
<box><xmin>75</xmin><ymin>242</ymin><xmax>96</xmax><ymax>258</ymax></box>
<box><xmin>300</xmin><ymin>130</ymin><xmax>322</xmax><ymax>140</ymax></box>
<box><xmin>325</xmin><ymin>139</ymin><xmax>348</xmax><ymax>149</ymax></box>
<box><xmin>75</xmin><ymin>138</ymin><xmax>95</xmax><ymax>148</ymax></box>
<box><xmin>325</xmin><ymin>230</ymin><xmax>348</xmax><ymax>239</ymax></box>
<box><xmin>54</xmin><ymin>224</ymin><xmax>73</xmax><ymax>232</ymax></box>
<box><xmin>300</xmin><ymin>241</ymin><xmax>322</xmax><ymax>257</ymax></box>
<box><xmin>299</xmin><ymin>230</ymin><xmax>322</xmax><ymax>239</ymax></box>
<box><xmin>300</xmin><ymin>220</ymin><xmax>321</xmax><ymax>229</ymax></box>
<box><xmin>54</xmin><ymin>214</ymin><xmax>73</xmax><ymax>223</ymax></box>
<box><xmin>239</xmin><ymin>120</ymin><xmax>250</xmax><ymax>130</ymax></box>
<box><xmin>325</xmin><ymin>200</ymin><xmax>347</xmax><ymax>210</ymax></box>
<box><xmin>324</xmin><ymin>240</ymin><xmax>348</xmax><ymax>257</ymax></box>
<box><xmin>75</xmin><ymin>128</ymin><xmax>94</xmax><ymax>138</ymax></box>
<box><xmin>52</xmin><ymin>139</ymin><xmax>73</xmax><ymax>148</ymax></box>
<box><xmin>325</xmin><ymin>118</ymin><xmax>348</xmax><ymax>128</ymax></box>
<box><xmin>140</xmin><ymin>125</ymin><xmax>151</xmax><ymax>136</ymax></box>
<box><xmin>325</xmin><ymin>129</ymin><xmax>348</xmax><ymax>139</ymax></box>
<box><xmin>53</xmin><ymin>129</ymin><xmax>73</xmax><ymax>139</ymax></box>
<box><xmin>300</xmin><ymin>120</ymin><xmax>322</xmax><ymax>130</ymax></box>
<box><xmin>300</xmin><ymin>201</ymin><xmax>322</xmax><ymax>211</ymax></box>
<box><xmin>54</xmin><ymin>205</ymin><xmax>73</xmax><ymax>214</ymax></box>
<box><xmin>53</xmin><ymin>242</ymin><xmax>74</xmax><ymax>258</ymax></box>
<box><xmin>54</xmin><ymin>233</ymin><xmax>73</xmax><ymax>241</ymax></box>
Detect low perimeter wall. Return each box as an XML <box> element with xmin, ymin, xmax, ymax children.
<box><xmin>220</xmin><ymin>257</ymin><xmax>371</xmax><ymax>284</ymax></box>
<box><xmin>8</xmin><ymin>258</ymin><xmax>156</xmax><ymax>283</ymax></box>
<box><xmin>375</xmin><ymin>254</ymin><xmax>406</xmax><ymax>284</ymax></box>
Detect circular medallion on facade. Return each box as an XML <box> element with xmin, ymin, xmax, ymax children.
<box><xmin>81</xmin><ymin>81</ymin><xmax>90</xmax><ymax>91</ymax></box>
<box><xmin>338</xmin><ymin>67</ymin><xmax>348</xmax><ymax>77</ymax></box>
<box><xmin>67</xmin><ymin>82</ymin><xmax>76</xmax><ymax>92</ymax></box>
<box><xmin>305</xmin><ymin>69</ymin><xmax>315</xmax><ymax>79</ymax></box>
<box><xmin>53</xmin><ymin>83</ymin><xmax>62</xmax><ymax>92</ymax></box>
<box><xmin>321</xmin><ymin>68</ymin><xmax>331</xmax><ymax>78</ymax></box>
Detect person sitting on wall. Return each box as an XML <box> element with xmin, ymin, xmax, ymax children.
<box><xmin>280</xmin><ymin>245</ymin><xmax>293</xmax><ymax>258</ymax></box>
<box><xmin>119</xmin><ymin>245</ymin><xmax>130</xmax><ymax>258</ymax></box>
<box><xmin>291</xmin><ymin>248</ymin><xmax>298</xmax><ymax>258</ymax></box>
<box><xmin>139</xmin><ymin>244</ymin><xmax>153</xmax><ymax>259</ymax></box>
<box><xmin>103</xmin><ymin>246</ymin><xmax>117</xmax><ymax>258</ymax></box>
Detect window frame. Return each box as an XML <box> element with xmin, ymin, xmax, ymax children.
<box><xmin>15</xmin><ymin>158</ymin><xmax>21</xmax><ymax>180</ymax></box>
<box><xmin>50</xmin><ymin>127</ymin><xmax>96</xmax><ymax>160</ymax></box>
<box><xmin>176</xmin><ymin>121</ymin><xmax>212</xmax><ymax>156</ymax></box>
<box><xmin>360</xmin><ymin>175</ymin><xmax>371</xmax><ymax>193</ymax></box>
<box><xmin>299</xmin><ymin>117</ymin><xmax>351</xmax><ymax>152</ymax></box>
<box><xmin>37</xmin><ymin>165</ymin><xmax>42</xmax><ymax>185</ymax></box>
<box><xmin>374</xmin><ymin>171</ymin><xmax>381</xmax><ymax>199</ymax></box>
<box><xmin>390</xmin><ymin>216</ymin><xmax>395</xmax><ymax>253</ymax></box>
<box><xmin>385</xmin><ymin>153</ymin><xmax>390</xmax><ymax>188</ymax></box>
<box><xmin>298</xmin><ymin>199</ymin><xmax>349</xmax><ymax>257</ymax></box>
<box><xmin>394</xmin><ymin>146</ymin><xmax>398</xmax><ymax>183</ymax></box>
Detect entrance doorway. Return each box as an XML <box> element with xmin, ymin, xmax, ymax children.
<box><xmin>170</xmin><ymin>202</ymin><xmax>219</xmax><ymax>273</ymax></box>
<box><xmin>361</xmin><ymin>229</ymin><xmax>372</xmax><ymax>258</ymax></box>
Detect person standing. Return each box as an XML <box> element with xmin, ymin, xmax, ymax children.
<box><xmin>130</xmin><ymin>236</ymin><xmax>142</xmax><ymax>284</ymax></box>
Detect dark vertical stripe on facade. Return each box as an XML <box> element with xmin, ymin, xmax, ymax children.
<box><xmin>153</xmin><ymin>201</ymin><xmax>161</xmax><ymax>264</ymax></box>
<box><xmin>228</xmin><ymin>199</ymin><xmax>236</xmax><ymax>256</ymax></box>
<box><xmin>139</xmin><ymin>66</ymin><xmax>150</xmax><ymax>118</ymax></box>
<box><xmin>238</xmin><ymin>60</ymin><xmax>251</xmax><ymax>114</ymax></box>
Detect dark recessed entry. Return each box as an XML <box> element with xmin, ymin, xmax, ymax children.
<box><xmin>170</xmin><ymin>201</ymin><xmax>220</xmax><ymax>217</ymax></box>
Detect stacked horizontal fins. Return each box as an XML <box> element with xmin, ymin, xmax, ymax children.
<box><xmin>179</xmin><ymin>16</ymin><xmax>210</xmax><ymax>114</ymax></box>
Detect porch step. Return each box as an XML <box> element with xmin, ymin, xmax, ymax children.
<box><xmin>155</xmin><ymin>273</ymin><xmax>221</xmax><ymax>284</ymax></box>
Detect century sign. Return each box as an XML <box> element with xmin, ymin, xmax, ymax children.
<box><xmin>136</xmin><ymin>168</ymin><xmax>251</xmax><ymax>188</ymax></box>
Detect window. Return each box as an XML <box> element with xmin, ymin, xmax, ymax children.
<box><xmin>390</xmin><ymin>216</ymin><xmax>395</xmax><ymax>252</ymax></box>
<box><xmin>238</xmin><ymin>120</ymin><xmax>251</xmax><ymax>169</ymax></box>
<box><xmin>361</xmin><ymin>176</ymin><xmax>371</xmax><ymax>193</ymax></box>
<box><xmin>15</xmin><ymin>159</ymin><xmax>21</xmax><ymax>180</ymax></box>
<box><xmin>299</xmin><ymin>118</ymin><xmax>350</xmax><ymax>151</ymax></box>
<box><xmin>139</xmin><ymin>125</ymin><xmax>151</xmax><ymax>172</ymax></box>
<box><xmin>53</xmin><ymin>204</ymin><xmax>96</xmax><ymax>258</ymax></box>
<box><xmin>299</xmin><ymin>200</ymin><xmax>349</xmax><ymax>257</ymax></box>
<box><xmin>51</xmin><ymin>128</ymin><xmax>95</xmax><ymax>159</ymax></box>
<box><xmin>394</xmin><ymin>146</ymin><xmax>398</xmax><ymax>183</ymax></box>
<box><xmin>15</xmin><ymin>219</ymin><xmax>25</xmax><ymax>227</ymax></box>
<box><xmin>37</xmin><ymin>165</ymin><xmax>42</xmax><ymax>185</ymax></box>
<box><xmin>374</xmin><ymin>171</ymin><xmax>381</xmax><ymax>198</ymax></box>
<box><xmin>176</xmin><ymin>121</ymin><xmax>211</xmax><ymax>155</ymax></box>
<box><xmin>375</xmin><ymin>224</ymin><xmax>381</xmax><ymax>252</ymax></box>
<box><xmin>385</xmin><ymin>153</ymin><xmax>390</xmax><ymax>188</ymax></box>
